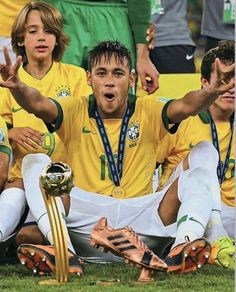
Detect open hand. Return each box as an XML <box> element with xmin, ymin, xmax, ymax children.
<box><xmin>9</xmin><ymin>127</ymin><xmax>44</xmax><ymax>150</ymax></box>
<box><xmin>209</xmin><ymin>58</ymin><xmax>235</xmax><ymax>95</ymax></box>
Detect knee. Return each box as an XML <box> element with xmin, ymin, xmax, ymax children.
<box><xmin>189</xmin><ymin>141</ymin><xmax>219</xmax><ymax>170</ymax></box>
<box><xmin>16</xmin><ymin>225</ymin><xmax>48</xmax><ymax>246</ymax></box>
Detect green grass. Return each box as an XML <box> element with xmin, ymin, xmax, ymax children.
<box><xmin>0</xmin><ymin>263</ymin><xmax>234</xmax><ymax>291</ymax></box>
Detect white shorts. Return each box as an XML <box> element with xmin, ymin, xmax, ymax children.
<box><xmin>66</xmin><ymin>186</ymin><xmax>176</xmax><ymax>261</ymax></box>
<box><xmin>66</xmin><ymin>185</ymin><xmax>177</xmax><ymax>238</ymax></box>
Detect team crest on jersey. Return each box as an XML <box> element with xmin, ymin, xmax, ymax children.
<box><xmin>0</xmin><ymin>129</ymin><xmax>5</xmax><ymax>144</ymax></box>
<box><xmin>55</xmin><ymin>85</ymin><xmax>71</xmax><ymax>98</ymax></box>
<box><xmin>127</xmin><ymin>123</ymin><xmax>140</xmax><ymax>142</ymax></box>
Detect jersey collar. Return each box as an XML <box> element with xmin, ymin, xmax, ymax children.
<box><xmin>88</xmin><ymin>93</ymin><xmax>137</xmax><ymax>118</ymax></box>
<box><xmin>198</xmin><ymin>110</ymin><xmax>235</xmax><ymax>124</ymax></box>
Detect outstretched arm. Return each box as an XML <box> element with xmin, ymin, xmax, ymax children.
<box><xmin>0</xmin><ymin>47</ymin><xmax>57</xmax><ymax>124</ymax></box>
<box><xmin>167</xmin><ymin>58</ymin><xmax>235</xmax><ymax>123</ymax></box>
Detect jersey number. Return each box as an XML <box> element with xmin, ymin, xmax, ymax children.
<box><xmin>100</xmin><ymin>153</ymin><xmax>117</xmax><ymax>180</ymax></box>
<box><xmin>42</xmin><ymin>133</ymin><xmax>55</xmax><ymax>156</ymax></box>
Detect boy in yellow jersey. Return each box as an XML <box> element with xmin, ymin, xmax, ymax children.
<box><xmin>156</xmin><ymin>41</ymin><xmax>235</xmax><ymax>268</ymax></box>
<box><xmin>0</xmin><ymin>1</ymin><xmax>90</xmax><ymax>273</ymax></box>
<box><xmin>0</xmin><ymin>41</ymin><xmax>234</xmax><ymax>275</ymax></box>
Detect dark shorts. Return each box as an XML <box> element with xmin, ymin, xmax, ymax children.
<box><xmin>149</xmin><ymin>45</ymin><xmax>196</xmax><ymax>74</ymax></box>
<box><xmin>204</xmin><ymin>36</ymin><xmax>221</xmax><ymax>52</ymax></box>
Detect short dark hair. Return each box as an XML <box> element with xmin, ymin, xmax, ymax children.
<box><xmin>201</xmin><ymin>40</ymin><xmax>235</xmax><ymax>81</ymax></box>
<box><xmin>88</xmin><ymin>40</ymin><xmax>132</xmax><ymax>71</ymax></box>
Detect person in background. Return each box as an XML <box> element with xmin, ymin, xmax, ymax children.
<box><xmin>201</xmin><ymin>0</ymin><xmax>235</xmax><ymax>52</ymax></box>
<box><xmin>150</xmin><ymin>0</ymin><xmax>196</xmax><ymax>73</ymax></box>
<box><xmin>43</xmin><ymin>0</ymin><xmax>159</xmax><ymax>94</ymax></box>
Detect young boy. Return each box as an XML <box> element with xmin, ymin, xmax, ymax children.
<box><xmin>0</xmin><ymin>1</ymin><xmax>90</xmax><ymax>274</ymax></box>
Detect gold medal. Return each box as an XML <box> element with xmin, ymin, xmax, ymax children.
<box><xmin>112</xmin><ymin>186</ymin><xmax>126</xmax><ymax>198</ymax></box>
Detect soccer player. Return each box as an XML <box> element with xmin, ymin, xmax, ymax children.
<box><xmin>0</xmin><ymin>1</ymin><xmax>90</xmax><ymax>272</ymax></box>
<box><xmin>155</xmin><ymin>41</ymin><xmax>235</xmax><ymax>268</ymax></box>
<box><xmin>0</xmin><ymin>41</ymin><xmax>234</xmax><ymax>275</ymax></box>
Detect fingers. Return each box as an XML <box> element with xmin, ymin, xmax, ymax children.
<box><xmin>22</xmin><ymin>130</ymin><xmax>44</xmax><ymax>149</ymax></box>
<box><xmin>3</xmin><ymin>46</ymin><xmax>12</xmax><ymax>67</ymax></box>
<box><xmin>148</xmin><ymin>81</ymin><xmax>158</xmax><ymax>94</ymax></box>
<box><xmin>146</xmin><ymin>24</ymin><xmax>155</xmax><ymax>50</ymax></box>
<box><xmin>26</xmin><ymin>127</ymin><xmax>44</xmax><ymax>142</ymax></box>
<box><xmin>140</xmin><ymin>76</ymin><xmax>159</xmax><ymax>94</ymax></box>
<box><xmin>23</xmin><ymin>138</ymin><xmax>41</xmax><ymax>149</ymax></box>
<box><xmin>9</xmin><ymin>127</ymin><xmax>44</xmax><ymax>149</ymax></box>
<box><xmin>13</xmin><ymin>56</ymin><xmax>22</xmax><ymax>73</ymax></box>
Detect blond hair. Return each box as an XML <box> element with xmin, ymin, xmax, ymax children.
<box><xmin>11</xmin><ymin>1</ymin><xmax>69</xmax><ymax>62</ymax></box>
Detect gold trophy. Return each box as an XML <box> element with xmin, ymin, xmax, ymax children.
<box><xmin>39</xmin><ymin>161</ymin><xmax>74</xmax><ymax>285</ymax></box>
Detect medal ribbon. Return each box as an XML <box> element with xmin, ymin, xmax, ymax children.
<box><xmin>209</xmin><ymin>112</ymin><xmax>234</xmax><ymax>184</ymax></box>
<box><xmin>94</xmin><ymin>105</ymin><xmax>130</xmax><ymax>186</ymax></box>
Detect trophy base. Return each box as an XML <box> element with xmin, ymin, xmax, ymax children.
<box><xmin>39</xmin><ymin>279</ymin><xmax>69</xmax><ymax>285</ymax></box>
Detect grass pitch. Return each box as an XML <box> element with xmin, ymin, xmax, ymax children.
<box><xmin>0</xmin><ymin>262</ymin><xmax>234</xmax><ymax>292</ymax></box>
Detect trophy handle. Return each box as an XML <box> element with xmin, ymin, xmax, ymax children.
<box><xmin>39</xmin><ymin>162</ymin><xmax>73</xmax><ymax>284</ymax></box>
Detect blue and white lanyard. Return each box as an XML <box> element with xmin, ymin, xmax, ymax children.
<box><xmin>94</xmin><ymin>105</ymin><xmax>130</xmax><ymax>186</ymax></box>
<box><xmin>209</xmin><ymin>113</ymin><xmax>234</xmax><ymax>184</ymax></box>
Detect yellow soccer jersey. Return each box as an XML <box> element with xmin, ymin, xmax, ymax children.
<box><xmin>0</xmin><ymin>116</ymin><xmax>11</xmax><ymax>157</ymax></box>
<box><xmin>0</xmin><ymin>62</ymin><xmax>91</xmax><ymax>179</ymax></box>
<box><xmin>157</xmin><ymin>111</ymin><xmax>235</xmax><ymax>207</ymax></box>
<box><xmin>0</xmin><ymin>1</ymin><xmax>30</xmax><ymax>37</ymax></box>
<box><xmin>50</xmin><ymin>94</ymin><xmax>173</xmax><ymax>198</ymax></box>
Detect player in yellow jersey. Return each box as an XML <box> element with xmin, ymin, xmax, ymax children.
<box><xmin>0</xmin><ymin>2</ymin><xmax>90</xmax><ymax>272</ymax></box>
<box><xmin>156</xmin><ymin>41</ymin><xmax>235</xmax><ymax>268</ymax></box>
<box><xmin>0</xmin><ymin>40</ymin><xmax>234</xmax><ymax>275</ymax></box>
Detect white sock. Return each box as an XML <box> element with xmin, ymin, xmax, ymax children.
<box><xmin>189</xmin><ymin>141</ymin><xmax>228</xmax><ymax>242</ymax></box>
<box><xmin>22</xmin><ymin>153</ymin><xmax>76</xmax><ymax>253</ymax></box>
<box><xmin>0</xmin><ymin>188</ymin><xmax>26</xmax><ymax>241</ymax></box>
<box><xmin>173</xmin><ymin>167</ymin><xmax>212</xmax><ymax>248</ymax></box>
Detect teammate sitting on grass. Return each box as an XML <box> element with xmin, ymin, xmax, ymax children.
<box><xmin>0</xmin><ymin>1</ymin><xmax>90</xmax><ymax>273</ymax></box>
<box><xmin>0</xmin><ymin>40</ymin><xmax>234</xmax><ymax>275</ymax></box>
<box><xmin>156</xmin><ymin>40</ymin><xmax>235</xmax><ymax>269</ymax></box>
